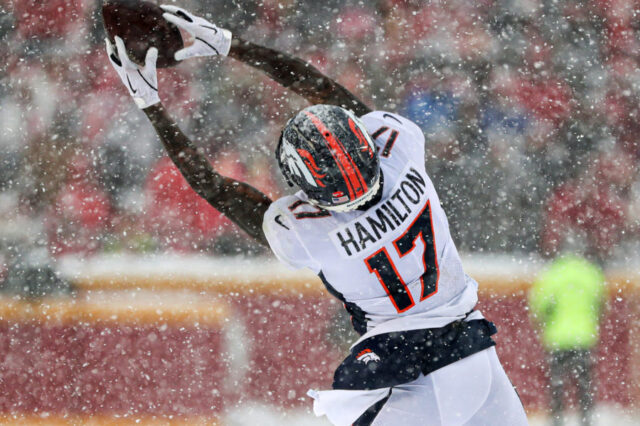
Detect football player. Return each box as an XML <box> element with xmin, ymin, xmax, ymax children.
<box><xmin>105</xmin><ymin>5</ymin><xmax>528</xmax><ymax>425</ymax></box>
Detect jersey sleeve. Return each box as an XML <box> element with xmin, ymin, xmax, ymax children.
<box><xmin>360</xmin><ymin>110</ymin><xmax>426</xmax><ymax>151</ymax></box>
<box><xmin>262</xmin><ymin>199</ymin><xmax>321</xmax><ymax>273</ymax></box>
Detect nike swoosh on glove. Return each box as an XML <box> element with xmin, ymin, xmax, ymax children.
<box><xmin>161</xmin><ymin>4</ymin><xmax>232</xmax><ymax>61</ymax></box>
<box><xmin>106</xmin><ymin>36</ymin><xmax>160</xmax><ymax>109</ymax></box>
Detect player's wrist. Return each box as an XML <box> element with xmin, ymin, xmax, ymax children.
<box><xmin>142</xmin><ymin>102</ymin><xmax>163</xmax><ymax>114</ymax></box>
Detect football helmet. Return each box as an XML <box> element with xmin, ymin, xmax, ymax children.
<box><xmin>276</xmin><ymin>105</ymin><xmax>381</xmax><ymax>212</ymax></box>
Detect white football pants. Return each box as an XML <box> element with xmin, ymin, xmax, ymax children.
<box><xmin>370</xmin><ymin>347</ymin><xmax>528</xmax><ymax>425</ymax></box>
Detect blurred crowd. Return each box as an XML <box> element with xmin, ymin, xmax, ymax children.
<box><xmin>1</xmin><ymin>0</ymin><xmax>640</xmax><ymax>272</ymax></box>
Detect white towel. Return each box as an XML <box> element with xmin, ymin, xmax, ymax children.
<box><xmin>307</xmin><ymin>387</ymin><xmax>391</xmax><ymax>426</ymax></box>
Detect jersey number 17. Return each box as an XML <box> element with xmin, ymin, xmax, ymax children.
<box><xmin>364</xmin><ymin>200</ymin><xmax>439</xmax><ymax>313</ymax></box>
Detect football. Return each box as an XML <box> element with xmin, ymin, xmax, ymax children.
<box><xmin>102</xmin><ymin>0</ymin><xmax>183</xmax><ymax>68</ymax></box>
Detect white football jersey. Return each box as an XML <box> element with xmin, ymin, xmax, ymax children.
<box><xmin>263</xmin><ymin>111</ymin><xmax>479</xmax><ymax>342</ymax></box>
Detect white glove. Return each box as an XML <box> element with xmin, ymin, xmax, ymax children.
<box><xmin>105</xmin><ymin>36</ymin><xmax>160</xmax><ymax>109</ymax></box>
<box><xmin>161</xmin><ymin>5</ymin><xmax>232</xmax><ymax>61</ymax></box>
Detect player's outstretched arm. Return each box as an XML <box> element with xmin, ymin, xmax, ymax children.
<box><xmin>105</xmin><ymin>37</ymin><xmax>272</xmax><ymax>246</ymax></box>
<box><xmin>143</xmin><ymin>104</ymin><xmax>272</xmax><ymax>245</ymax></box>
<box><xmin>227</xmin><ymin>38</ymin><xmax>372</xmax><ymax>116</ymax></box>
<box><xmin>160</xmin><ymin>5</ymin><xmax>372</xmax><ymax>116</ymax></box>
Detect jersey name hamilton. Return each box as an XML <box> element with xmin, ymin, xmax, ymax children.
<box><xmin>331</xmin><ymin>167</ymin><xmax>427</xmax><ymax>257</ymax></box>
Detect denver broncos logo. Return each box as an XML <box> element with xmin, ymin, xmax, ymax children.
<box><xmin>348</xmin><ymin>118</ymin><xmax>375</xmax><ymax>159</ymax></box>
<box><xmin>297</xmin><ymin>148</ymin><xmax>326</xmax><ymax>187</ymax></box>
<box><xmin>356</xmin><ymin>348</ymin><xmax>381</xmax><ymax>365</ymax></box>
<box><xmin>280</xmin><ymin>138</ymin><xmax>325</xmax><ymax>188</ymax></box>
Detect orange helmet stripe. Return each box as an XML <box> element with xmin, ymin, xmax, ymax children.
<box><xmin>304</xmin><ymin>111</ymin><xmax>368</xmax><ymax>201</ymax></box>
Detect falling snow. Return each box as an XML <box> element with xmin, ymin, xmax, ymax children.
<box><xmin>1</xmin><ymin>0</ymin><xmax>640</xmax><ymax>425</ymax></box>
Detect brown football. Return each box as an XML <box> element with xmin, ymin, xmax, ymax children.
<box><xmin>102</xmin><ymin>0</ymin><xmax>183</xmax><ymax>68</ymax></box>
